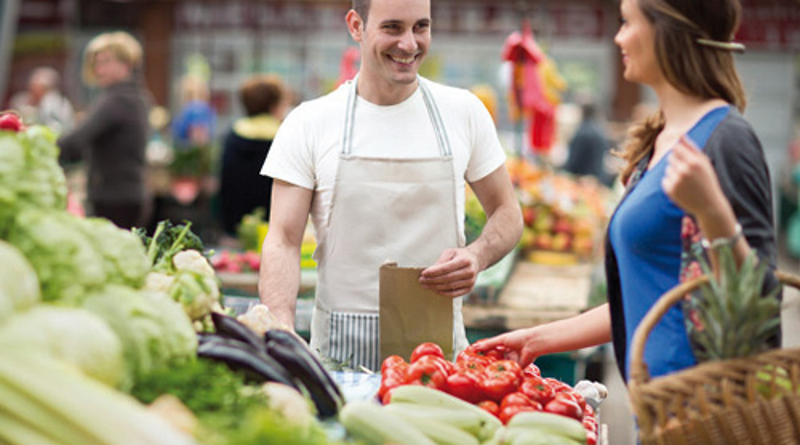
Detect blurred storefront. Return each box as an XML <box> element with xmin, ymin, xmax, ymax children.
<box><xmin>1</xmin><ymin>0</ymin><xmax>799</xmax><ymax>178</ymax></box>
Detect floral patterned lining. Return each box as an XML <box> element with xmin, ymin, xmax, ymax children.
<box><xmin>679</xmin><ymin>216</ymin><xmax>708</xmax><ymax>342</ymax></box>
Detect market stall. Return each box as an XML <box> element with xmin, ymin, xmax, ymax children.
<box><xmin>210</xmin><ymin>155</ymin><xmax>615</xmax><ymax>386</ymax></box>
<box><xmin>0</xmin><ymin>116</ymin><xmax>613</xmax><ymax>444</ymax></box>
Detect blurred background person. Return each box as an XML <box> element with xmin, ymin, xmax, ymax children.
<box><xmin>171</xmin><ymin>73</ymin><xmax>216</xmax><ymax>150</ymax></box>
<box><xmin>218</xmin><ymin>74</ymin><xmax>289</xmax><ymax>240</ymax></box>
<box><xmin>561</xmin><ymin>94</ymin><xmax>612</xmax><ymax>186</ymax></box>
<box><xmin>9</xmin><ymin>66</ymin><xmax>75</xmax><ymax>133</ymax></box>
<box><xmin>58</xmin><ymin>31</ymin><xmax>153</xmax><ymax>229</ymax></box>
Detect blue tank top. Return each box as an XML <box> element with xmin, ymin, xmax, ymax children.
<box><xmin>608</xmin><ymin>105</ymin><xmax>731</xmax><ymax>379</ymax></box>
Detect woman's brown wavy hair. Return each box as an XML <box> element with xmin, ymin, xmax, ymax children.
<box><xmin>617</xmin><ymin>0</ymin><xmax>747</xmax><ymax>184</ymax></box>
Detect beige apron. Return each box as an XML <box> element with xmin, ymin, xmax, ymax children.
<box><xmin>309</xmin><ymin>77</ymin><xmax>469</xmax><ymax>371</ymax></box>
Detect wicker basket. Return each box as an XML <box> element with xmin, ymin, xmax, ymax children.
<box><xmin>628</xmin><ymin>271</ymin><xmax>800</xmax><ymax>445</ymax></box>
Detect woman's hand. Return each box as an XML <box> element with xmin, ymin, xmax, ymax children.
<box><xmin>662</xmin><ymin>135</ymin><xmax>730</xmax><ymax>221</ymax></box>
<box><xmin>471</xmin><ymin>328</ymin><xmax>541</xmax><ymax>367</ymax></box>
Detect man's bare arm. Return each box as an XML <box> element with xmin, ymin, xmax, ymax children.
<box><xmin>467</xmin><ymin>164</ymin><xmax>523</xmax><ymax>271</ymax></box>
<box><xmin>258</xmin><ymin>180</ymin><xmax>314</xmax><ymax>329</ymax></box>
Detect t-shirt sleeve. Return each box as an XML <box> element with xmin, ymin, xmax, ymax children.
<box><xmin>464</xmin><ymin>92</ymin><xmax>507</xmax><ymax>183</ymax></box>
<box><xmin>260</xmin><ymin>103</ymin><xmax>316</xmax><ymax>190</ymax></box>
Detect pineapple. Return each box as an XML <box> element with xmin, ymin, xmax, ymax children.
<box><xmin>684</xmin><ymin>244</ymin><xmax>781</xmax><ymax>362</ymax></box>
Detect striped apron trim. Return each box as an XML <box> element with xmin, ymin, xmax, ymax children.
<box><xmin>329</xmin><ymin>312</ymin><xmax>380</xmax><ymax>371</ymax></box>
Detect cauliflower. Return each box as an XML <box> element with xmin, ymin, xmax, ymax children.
<box><xmin>173</xmin><ymin>249</ymin><xmax>215</xmax><ymax>277</ymax></box>
<box><xmin>135</xmin><ymin>221</ymin><xmax>220</xmax><ymax>323</ymax></box>
<box><xmin>260</xmin><ymin>382</ymin><xmax>314</xmax><ymax>431</ymax></box>
<box><xmin>143</xmin><ymin>271</ymin><xmax>176</xmax><ymax>293</ymax></box>
<box><xmin>168</xmin><ymin>270</ymin><xmax>220</xmax><ymax>321</ymax></box>
<box><xmin>237</xmin><ymin>304</ymin><xmax>291</xmax><ymax>336</ymax></box>
<box><xmin>146</xmin><ymin>266</ymin><xmax>220</xmax><ymax>323</ymax></box>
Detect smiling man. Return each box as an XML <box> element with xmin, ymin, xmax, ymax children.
<box><xmin>258</xmin><ymin>0</ymin><xmax>522</xmax><ymax>371</ymax></box>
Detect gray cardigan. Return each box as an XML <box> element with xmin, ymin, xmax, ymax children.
<box><xmin>59</xmin><ymin>80</ymin><xmax>151</xmax><ymax>204</ymax></box>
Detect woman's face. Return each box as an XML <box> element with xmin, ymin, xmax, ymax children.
<box><xmin>92</xmin><ymin>49</ymin><xmax>131</xmax><ymax>87</ymax></box>
<box><xmin>614</xmin><ymin>0</ymin><xmax>663</xmax><ymax>87</ymax></box>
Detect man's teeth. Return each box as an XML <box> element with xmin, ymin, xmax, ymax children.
<box><xmin>391</xmin><ymin>55</ymin><xmax>415</xmax><ymax>64</ymax></box>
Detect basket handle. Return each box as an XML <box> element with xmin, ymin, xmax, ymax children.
<box><xmin>629</xmin><ymin>270</ymin><xmax>800</xmax><ymax>385</ymax></box>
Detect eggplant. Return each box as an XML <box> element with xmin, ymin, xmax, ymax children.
<box><xmin>263</xmin><ymin>329</ymin><xmax>345</xmax><ymax>401</ymax></box>
<box><xmin>265</xmin><ymin>340</ymin><xmax>342</xmax><ymax>418</ymax></box>
<box><xmin>210</xmin><ymin>312</ymin><xmax>266</xmax><ymax>351</ymax></box>
<box><xmin>197</xmin><ymin>332</ymin><xmax>235</xmax><ymax>346</ymax></box>
<box><xmin>197</xmin><ymin>338</ymin><xmax>299</xmax><ymax>390</ymax></box>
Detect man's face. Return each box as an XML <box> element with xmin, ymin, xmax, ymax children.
<box><xmin>349</xmin><ymin>0</ymin><xmax>431</xmax><ymax>95</ymax></box>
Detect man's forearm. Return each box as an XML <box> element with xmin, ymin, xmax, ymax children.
<box><xmin>258</xmin><ymin>245</ymin><xmax>302</xmax><ymax>329</ymax></box>
<box><xmin>467</xmin><ymin>202</ymin><xmax>523</xmax><ymax>271</ymax></box>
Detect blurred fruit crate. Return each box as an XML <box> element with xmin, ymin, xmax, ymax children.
<box><xmin>499</xmin><ymin>261</ymin><xmax>593</xmax><ymax>311</ymax></box>
<box><xmin>463</xmin><ymin>248</ymin><xmax>517</xmax><ymax>305</ymax></box>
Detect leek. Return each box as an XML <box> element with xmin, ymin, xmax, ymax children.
<box><xmin>0</xmin><ymin>347</ymin><xmax>197</xmax><ymax>445</ymax></box>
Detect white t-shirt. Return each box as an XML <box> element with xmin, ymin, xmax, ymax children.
<box><xmin>261</xmin><ymin>77</ymin><xmax>507</xmax><ymax>245</ymax></box>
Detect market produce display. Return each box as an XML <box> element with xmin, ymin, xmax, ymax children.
<box><xmin>130</xmin><ymin>351</ymin><xmax>341</xmax><ymax>445</ymax></box>
<box><xmin>212</xmin><ymin>249</ymin><xmax>261</xmax><ymax>273</ymax></box>
<box><xmin>197</xmin><ymin>312</ymin><xmax>345</xmax><ymax>419</ymax></box>
<box><xmin>137</xmin><ymin>220</ymin><xmax>223</xmax><ymax>324</ymax></box>
<box><xmin>0</xmin><ymin>121</ymin><xmax>351</xmax><ymax>445</ymax></box>
<box><xmin>0</xmin><ymin>120</ymin><xmax>607</xmax><ymax>445</ymax></box>
<box><xmin>506</xmin><ymin>157</ymin><xmax>613</xmax><ymax>263</ymax></box>
<box><xmin>213</xmin><ymin>209</ymin><xmax>317</xmax><ymax>274</ymax></box>
<box><xmin>0</xmin><ymin>348</ymin><xmax>197</xmax><ymax>445</ymax></box>
<box><xmin>369</xmin><ymin>341</ymin><xmax>599</xmax><ymax>445</ymax></box>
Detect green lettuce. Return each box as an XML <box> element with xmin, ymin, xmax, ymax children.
<box><xmin>0</xmin><ymin>127</ymin><xmax>66</xmax><ymax>238</ymax></box>
<box><xmin>82</xmin><ymin>285</ymin><xmax>197</xmax><ymax>390</ymax></box>
<box><xmin>0</xmin><ymin>240</ymin><xmax>41</xmax><ymax>323</ymax></box>
<box><xmin>6</xmin><ymin>209</ymin><xmax>149</xmax><ymax>304</ymax></box>
<box><xmin>0</xmin><ymin>305</ymin><xmax>125</xmax><ymax>388</ymax></box>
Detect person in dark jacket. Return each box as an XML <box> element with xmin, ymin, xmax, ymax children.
<box><xmin>476</xmin><ymin>0</ymin><xmax>779</xmax><ymax>383</ymax></box>
<box><xmin>59</xmin><ymin>31</ymin><xmax>152</xmax><ymax>229</ymax></box>
<box><xmin>561</xmin><ymin>97</ymin><xmax>611</xmax><ymax>186</ymax></box>
<box><xmin>219</xmin><ymin>74</ymin><xmax>289</xmax><ymax>237</ymax></box>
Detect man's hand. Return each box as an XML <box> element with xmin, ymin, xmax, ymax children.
<box><xmin>418</xmin><ymin>247</ymin><xmax>480</xmax><ymax>298</ymax></box>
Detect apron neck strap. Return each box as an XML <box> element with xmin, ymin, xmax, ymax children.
<box><xmin>342</xmin><ymin>75</ymin><xmax>452</xmax><ymax>157</ymax></box>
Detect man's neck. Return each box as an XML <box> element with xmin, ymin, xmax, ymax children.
<box><xmin>356</xmin><ymin>73</ymin><xmax>419</xmax><ymax>106</ymax></box>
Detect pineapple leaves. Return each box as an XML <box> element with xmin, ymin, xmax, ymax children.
<box><xmin>687</xmin><ymin>243</ymin><xmax>780</xmax><ymax>362</ymax></box>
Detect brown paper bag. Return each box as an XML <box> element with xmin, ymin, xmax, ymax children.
<box><xmin>379</xmin><ymin>262</ymin><xmax>453</xmax><ymax>364</ymax></box>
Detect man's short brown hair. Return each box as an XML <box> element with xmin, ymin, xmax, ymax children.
<box><xmin>352</xmin><ymin>0</ymin><xmax>370</xmax><ymax>22</ymax></box>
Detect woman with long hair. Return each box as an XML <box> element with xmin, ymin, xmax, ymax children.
<box><xmin>478</xmin><ymin>0</ymin><xmax>779</xmax><ymax>383</ymax></box>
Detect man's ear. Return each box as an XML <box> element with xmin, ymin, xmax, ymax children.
<box><xmin>346</xmin><ymin>9</ymin><xmax>364</xmax><ymax>41</ymax></box>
